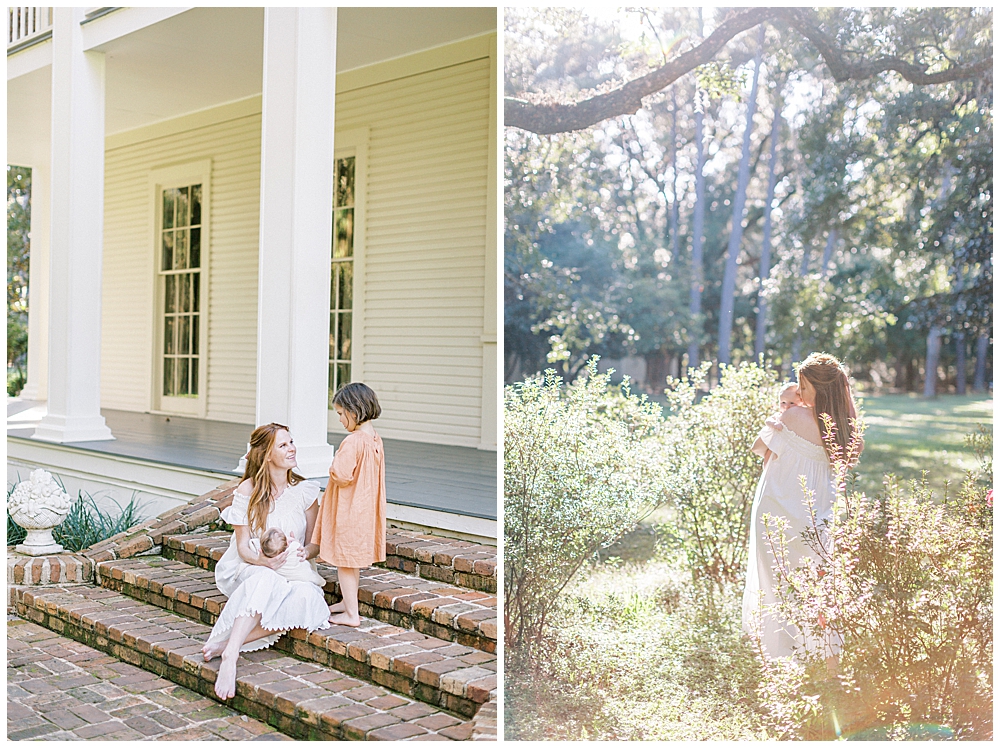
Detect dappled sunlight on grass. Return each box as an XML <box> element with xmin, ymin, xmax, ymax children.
<box><xmin>506</xmin><ymin>535</ymin><xmax>766</xmax><ymax>741</ymax></box>
<box><xmin>854</xmin><ymin>393</ymin><xmax>991</xmax><ymax>495</ymax></box>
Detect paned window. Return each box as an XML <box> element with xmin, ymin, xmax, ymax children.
<box><xmin>329</xmin><ymin>157</ymin><xmax>354</xmax><ymax>402</ymax></box>
<box><xmin>159</xmin><ymin>184</ymin><xmax>202</xmax><ymax>397</ymax></box>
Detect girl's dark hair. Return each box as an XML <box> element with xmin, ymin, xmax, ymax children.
<box><xmin>333</xmin><ymin>382</ymin><xmax>381</xmax><ymax>424</ymax></box>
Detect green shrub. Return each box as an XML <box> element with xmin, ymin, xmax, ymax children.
<box><xmin>7</xmin><ymin>480</ymin><xmax>147</xmax><ymax>552</ymax></box>
<box><xmin>506</xmin><ymin>554</ymin><xmax>764</xmax><ymax>741</ymax></box>
<box><xmin>53</xmin><ymin>491</ymin><xmax>147</xmax><ymax>552</ymax></box>
<box><xmin>504</xmin><ymin>358</ymin><xmax>668</xmax><ymax>659</ymax></box>
<box><xmin>660</xmin><ymin>361</ymin><xmax>778</xmax><ymax>591</ymax></box>
<box><xmin>7</xmin><ymin>367</ymin><xmax>26</xmax><ymax>397</ymax></box>
<box><xmin>759</xmin><ymin>426</ymin><xmax>993</xmax><ymax>739</ymax></box>
<box><xmin>7</xmin><ymin>495</ymin><xmax>28</xmax><ymax>546</ymax></box>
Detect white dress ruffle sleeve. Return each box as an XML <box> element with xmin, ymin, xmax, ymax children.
<box><xmin>207</xmin><ymin>480</ymin><xmax>329</xmax><ymax>652</ymax></box>
<box><xmin>742</xmin><ymin>424</ymin><xmax>839</xmax><ymax>659</ymax></box>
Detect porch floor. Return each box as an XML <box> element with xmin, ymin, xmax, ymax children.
<box><xmin>7</xmin><ymin>402</ymin><xmax>496</xmax><ymax>520</ymax></box>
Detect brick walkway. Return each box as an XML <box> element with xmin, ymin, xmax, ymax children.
<box><xmin>7</xmin><ymin>616</ymin><xmax>291</xmax><ymax>741</ymax></box>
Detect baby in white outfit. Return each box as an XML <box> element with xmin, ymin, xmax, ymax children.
<box><xmin>259</xmin><ymin>527</ymin><xmax>326</xmax><ymax>587</ymax></box>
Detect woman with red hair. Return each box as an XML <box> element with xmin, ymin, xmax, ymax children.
<box><xmin>743</xmin><ymin>352</ymin><xmax>862</xmax><ymax>662</ymax></box>
<box><xmin>201</xmin><ymin>423</ymin><xmax>331</xmax><ymax>700</ymax></box>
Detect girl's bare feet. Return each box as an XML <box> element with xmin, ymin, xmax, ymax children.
<box><xmin>214</xmin><ymin>653</ymin><xmax>238</xmax><ymax>700</ymax></box>
<box><xmin>202</xmin><ymin>638</ymin><xmax>227</xmax><ymax>661</ymax></box>
<box><xmin>328</xmin><ymin>601</ymin><xmax>345</xmax><ymax>614</ymax></box>
<box><xmin>328</xmin><ymin>612</ymin><xmax>361</xmax><ymax>627</ymax></box>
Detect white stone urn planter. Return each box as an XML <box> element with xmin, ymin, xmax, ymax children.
<box><xmin>8</xmin><ymin>469</ymin><xmax>73</xmax><ymax>556</ymax></box>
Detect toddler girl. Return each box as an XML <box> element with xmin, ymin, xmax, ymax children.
<box><xmin>259</xmin><ymin>528</ymin><xmax>326</xmax><ymax>586</ymax></box>
<box><xmin>311</xmin><ymin>382</ymin><xmax>387</xmax><ymax>627</ymax></box>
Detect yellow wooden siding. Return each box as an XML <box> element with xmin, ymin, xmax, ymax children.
<box><xmin>101</xmin><ymin>114</ymin><xmax>262</xmax><ymax>424</ymax></box>
<box><xmin>337</xmin><ymin>58</ymin><xmax>490</xmax><ymax>446</ymax></box>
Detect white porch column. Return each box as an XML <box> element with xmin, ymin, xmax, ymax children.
<box><xmin>20</xmin><ymin>162</ymin><xmax>50</xmax><ymax>402</ymax></box>
<box><xmin>255</xmin><ymin>7</ymin><xmax>336</xmax><ymax>477</ymax></box>
<box><xmin>479</xmin><ymin>34</ymin><xmax>498</xmax><ymax>451</ymax></box>
<box><xmin>33</xmin><ymin>7</ymin><xmax>113</xmax><ymax>443</ymax></box>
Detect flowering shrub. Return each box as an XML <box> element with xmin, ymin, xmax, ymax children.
<box><xmin>660</xmin><ymin>361</ymin><xmax>778</xmax><ymax>591</ymax></box>
<box><xmin>504</xmin><ymin>359</ymin><xmax>667</xmax><ymax>659</ymax></box>
<box><xmin>758</xmin><ymin>424</ymin><xmax>993</xmax><ymax>739</ymax></box>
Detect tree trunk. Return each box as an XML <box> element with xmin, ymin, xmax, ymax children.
<box><xmin>670</xmin><ymin>88</ymin><xmax>681</xmax><ymax>279</ymax></box>
<box><xmin>894</xmin><ymin>357</ymin><xmax>908</xmax><ymax>390</ymax></box>
<box><xmin>973</xmin><ymin>334</ymin><xmax>989</xmax><ymax>391</ymax></box>
<box><xmin>687</xmin><ymin>100</ymin><xmax>707</xmax><ymax>371</ymax></box>
<box><xmin>952</xmin><ymin>260</ymin><xmax>966</xmax><ymax>394</ymax></box>
<box><xmin>955</xmin><ymin>332</ymin><xmax>967</xmax><ymax>394</ymax></box>
<box><xmin>791</xmin><ymin>234</ymin><xmax>811</xmax><ymax>365</ymax></box>
<box><xmin>644</xmin><ymin>350</ymin><xmax>671</xmax><ymax>394</ymax></box>
<box><xmin>754</xmin><ymin>101</ymin><xmax>782</xmax><ymax>360</ymax></box>
<box><xmin>923</xmin><ymin>327</ymin><xmax>942</xmax><ymax>397</ymax></box>
<box><xmin>820</xmin><ymin>227</ymin><xmax>837</xmax><ymax>275</ymax></box>
<box><xmin>717</xmin><ymin>25</ymin><xmax>764</xmax><ymax>366</ymax></box>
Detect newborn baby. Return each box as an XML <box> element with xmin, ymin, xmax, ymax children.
<box><xmin>259</xmin><ymin>528</ymin><xmax>326</xmax><ymax>586</ymax></box>
<box><xmin>752</xmin><ymin>382</ymin><xmax>806</xmax><ymax>462</ymax></box>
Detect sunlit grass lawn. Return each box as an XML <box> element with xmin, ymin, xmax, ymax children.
<box><xmin>854</xmin><ymin>393</ymin><xmax>992</xmax><ymax>495</ymax></box>
<box><xmin>505</xmin><ymin>553</ymin><xmax>764</xmax><ymax>741</ymax></box>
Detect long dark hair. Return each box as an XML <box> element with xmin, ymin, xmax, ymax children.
<box><xmin>242</xmin><ymin>423</ymin><xmax>304</xmax><ymax>536</ymax></box>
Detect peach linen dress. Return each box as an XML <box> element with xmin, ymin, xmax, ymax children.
<box><xmin>312</xmin><ymin>430</ymin><xmax>387</xmax><ymax>568</ymax></box>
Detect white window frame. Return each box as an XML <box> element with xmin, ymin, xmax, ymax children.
<box><xmin>327</xmin><ymin>127</ymin><xmax>368</xmax><ymax>430</ymax></box>
<box><xmin>148</xmin><ymin>159</ymin><xmax>211</xmax><ymax>418</ymax></box>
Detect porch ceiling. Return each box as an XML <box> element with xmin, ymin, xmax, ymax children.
<box><xmin>7</xmin><ymin>7</ymin><xmax>496</xmax><ymax>162</ymax></box>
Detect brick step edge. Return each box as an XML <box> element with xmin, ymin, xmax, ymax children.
<box><xmin>161</xmin><ymin>536</ymin><xmax>497</xmax><ymax>653</ymax></box>
<box><xmin>95</xmin><ymin>558</ymin><xmax>496</xmax><ymax>718</ymax></box>
<box><xmin>8</xmin><ymin>553</ymin><xmax>94</xmax><ymax>586</ymax></box>
<box><xmin>471</xmin><ymin>700</ymin><xmax>498</xmax><ymax>740</ymax></box>
<box><xmin>80</xmin><ymin>480</ymin><xmax>240</xmax><ymax>564</ymax></box>
<box><xmin>382</xmin><ymin>530</ymin><xmax>497</xmax><ymax>594</ymax></box>
<box><xmin>12</xmin><ymin>585</ymin><xmax>485</xmax><ymax>741</ymax></box>
<box><xmin>164</xmin><ymin>529</ymin><xmax>497</xmax><ymax>594</ymax></box>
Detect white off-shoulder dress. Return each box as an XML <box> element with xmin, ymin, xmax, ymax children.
<box><xmin>742</xmin><ymin>423</ymin><xmax>838</xmax><ymax>659</ymax></box>
<box><xmin>206</xmin><ymin>481</ymin><xmax>331</xmax><ymax>652</ymax></box>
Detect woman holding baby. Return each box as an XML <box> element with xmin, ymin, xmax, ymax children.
<box><xmin>200</xmin><ymin>422</ymin><xmax>331</xmax><ymax>700</ymax></box>
<box><xmin>742</xmin><ymin>352</ymin><xmax>862</xmax><ymax>665</ymax></box>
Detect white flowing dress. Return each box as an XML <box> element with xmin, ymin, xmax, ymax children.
<box><xmin>742</xmin><ymin>423</ymin><xmax>837</xmax><ymax>659</ymax></box>
<box><xmin>206</xmin><ymin>481</ymin><xmax>331</xmax><ymax>652</ymax></box>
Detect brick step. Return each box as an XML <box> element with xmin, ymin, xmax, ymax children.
<box><xmin>94</xmin><ymin>555</ymin><xmax>496</xmax><ymax>718</ymax></box>
<box><xmin>163</xmin><ymin>532</ymin><xmax>497</xmax><ymax>653</ymax></box>
<box><xmin>169</xmin><ymin>530</ymin><xmax>497</xmax><ymax>593</ymax></box>
<box><xmin>13</xmin><ymin>585</ymin><xmax>480</xmax><ymax>741</ymax></box>
<box><xmin>382</xmin><ymin>531</ymin><xmax>497</xmax><ymax>593</ymax></box>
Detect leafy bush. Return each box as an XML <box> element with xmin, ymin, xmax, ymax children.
<box><xmin>7</xmin><ymin>479</ymin><xmax>147</xmax><ymax>552</ymax></box>
<box><xmin>504</xmin><ymin>358</ymin><xmax>668</xmax><ymax>659</ymax></box>
<box><xmin>660</xmin><ymin>361</ymin><xmax>778</xmax><ymax>591</ymax></box>
<box><xmin>758</xmin><ymin>425</ymin><xmax>993</xmax><ymax>739</ymax></box>
<box><xmin>53</xmin><ymin>491</ymin><xmax>147</xmax><ymax>552</ymax></box>
<box><xmin>506</xmin><ymin>552</ymin><xmax>764</xmax><ymax>741</ymax></box>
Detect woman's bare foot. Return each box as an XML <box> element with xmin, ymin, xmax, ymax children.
<box><xmin>202</xmin><ymin>638</ymin><xmax>227</xmax><ymax>661</ymax></box>
<box><xmin>328</xmin><ymin>612</ymin><xmax>361</xmax><ymax>627</ymax></box>
<box><xmin>328</xmin><ymin>601</ymin><xmax>345</xmax><ymax>614</ymax></box>
<box><xmin>214</xmin><ymin>652</ymin><xmax>238</xmax><ymax>700</ymax></box>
